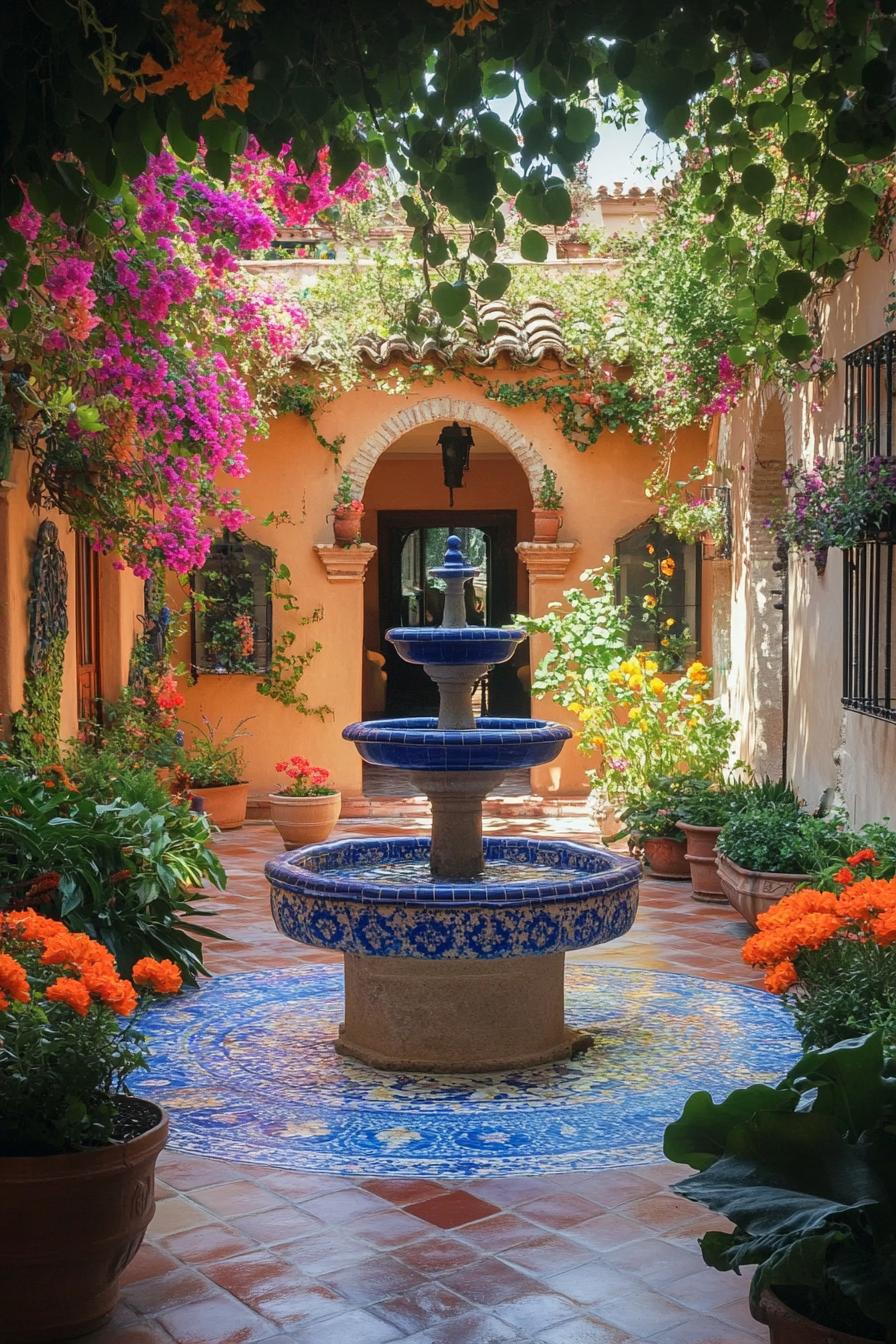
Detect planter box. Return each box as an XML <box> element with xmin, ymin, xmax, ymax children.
<box><xmin>752</xmin><ymin>1288</ymin><xmax>877</xmax><ymax>1343</ymax></box>
<box><xmin>677</xmin><ymin>822</ymin><xmax>725</xmax><ymax>902</ymax></box>
<box><xmin>269</xmin><ymin>790</ymin><xmax>342</xmax><ymax>848</ymax></box>
<box><xmin>190</xmin><ymin>782</ymin><xmax>249</xmax><ymax>830</ymax></box>
<box><xmin>1</xmin><ymin>1100</ymin><xmax>167</xmax><ymax>1343</ymax></box>
<box><xmin>716</xmin><ymin>853</ymin><xmax>807</xmax><ymax>928</ymax></box>
<box><xmin>643</xmin><ymin>835</ymin><xmax>690</xmax><ymax>879</ymax></box>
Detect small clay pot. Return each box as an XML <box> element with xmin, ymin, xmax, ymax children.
<box><xmin>1</xmin><ymin>1100</ymin><xmax>168</xmax><ymax>1343</ymax></box>
<box><xmin>333</xmin><ymin>506</ymin><xmax>364</xmax><ymax>545</ymax></box>
<box><xmin>190</xmin><ymin>781</ymin><xmax>249</xmax><ymax>830</ymax></box>
<box><xmin>556</xmin><ymin>239</ymin><xmax>590</xmax><ymax>258</ymax></box>
<box><xmin>716</xmin><ymin>853</ymin><xmax>807</xmax><ymax>928</ymax></box>
<box><xmin>752</xmin><ymin>1287</ymin><xmax>878</xmax><ymax>1343</ymax></box>
<box><xmin>677</xmin><ymin>821</ymin><xmax>726</xmax><ymax>902</ymax></box>
<box><xmin>532</xmin><ymin>507</ymin><xmax>563</xmax><ymax>543</ymax></box>
<box><xmin>269</xmin><ymin>790</ymin><xmax>342</xmax><ymax>847</ymax></box>
<box><xmin>642</xmin><ymin>835</ymin><xmax>690</xmax><ymax>879</ymax></box>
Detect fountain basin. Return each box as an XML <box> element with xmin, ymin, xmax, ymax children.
<box><xmin>386</xmin><ymin>625</ymin><xmax>525</xmax><ymax>666</ymax></box>
<box><xmin>267</xmin><ymin>836</ymin><xmax>640</xmax><ymax>958</ymax></box>
<box><xmin>343</xmin><ymin>718</ymin><xmax>571</xmax><ymax>773</ymax></box>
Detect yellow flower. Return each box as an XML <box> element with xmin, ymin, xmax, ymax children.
<box><xmin>687</xmin><ymin>660</ymin><xmax>709</xmax><ymax>686</ymax></box>
<box><xmin>608</xmin><ymin>668</ymin><xmax>625</xmax><ymax>685</ymax></box>
<box><xmin>690</xmin><ymin>691</ymin><xmax>703</xmax><ymax>704</ymax></box>
<box><xmin>593</xmin><ymin>736</ymin><xmax>604</xmax><ymax>748</ymax></box>
<box><xmin>661</xmin><ymin>637</ymin><xmax>670</xmax><ymax>647</ymax></box>
<box><xmin>581</xmin><ymin>707</ymin><xmax>596</xmax><ymax>721</ymax></box>
<box><xmin>649</xmin><ymin>676</ymin><xmax>666</xmax><ymax>696</ymax></box>
<box><xmin>644</xmin><ymin>659</ymin><xmax>658</xmax><ymax>674</ymax></box>
<box><xmin>639</xmin><ymin>720</ymin><xmax>649</xmax><ymax>733</ymax></box>
<box><xmin>629</xmin><ymin>707</ymin><xmax>642</xmax><ymax>722</ymax></box>
<box><xmin>660</xmin><ymin>557</ymin><xmax>676</xmax><ymax>577</ymax></box>
<box><xmin>628</xmin><ymin>673</ymin><xmax>643</xmax><ymax>690</ymax></box>
<box><xmin>643</xmin><ymin>594</ymin><xmax>658</xmax><ymax>610</ymax></box>
<box><xmin>569</xmin><ymin>701</ymin><xmax>583</xmax><ymax>715</ymax></box>
<box><xmin>687</xmin><ymin>715</ymin><xmax>700</xmax><ymax>729</ymax></box>
<box><xmin>620</xmin><ymin>657</ymin><xmax>639</xmax><ymax>675</ymax></box>
<box><xmin>665</xmin><ymin>617</ymin><xmax>676</xmax><ymax>628</ymax></box>
<box><xmin>647</xmin><ymin>543</ymin><xmax>655</xmax><ymax>555</ymax></box>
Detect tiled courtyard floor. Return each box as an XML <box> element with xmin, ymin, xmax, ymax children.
<box><xmin>87</xmin><ymin>819</ymin><xmax>767</xmax><ymax>1344</ymax></box>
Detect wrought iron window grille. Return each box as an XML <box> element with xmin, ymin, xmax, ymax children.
<box><xmin>191</xmin><ymin>531</ymin><xmax>273</xmax><ymax>678</ymax></box>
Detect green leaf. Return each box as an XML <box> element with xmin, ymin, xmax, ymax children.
<box><xmin>708</xmin><ymin>95</ymin><xmax>735</xmax><ymax>127</ymax></box>
<box><xmin>204</xmin><ymin>148</ymin><xmax>231</xmax><ymax>184</ymax></box>
<box><xmin>565</xmin><ymin>105</ymin><xmax>596</xmax><ymax>142</ymax></box>
<box><xmin>782</xmin><ymin>130</ymin><xmax>820</xmax><ymax>164</ymax></box>
<box><xmin>477</xmin><ymin>263</ymin><xmax>511</xmax><ymax>300</ymax></box>
<box><xmin>845</xmin><ymin>183</ymin><xmax>880</xmax><ymax>218</ymax></box>
<box><xmin>167</xmin><ymin>106</ymin><xmax>197</xmax><ymax>163</ymax></box>
<box><xmin>664</xmin><ymin>1085</ymin><xmax>793</xmax><ymax>1170</ymax></box>
<box><xmin>431</xmin><ymin>280</ymin><xmax>470</xmax><ymax>316</ymax></box>
<box><xmin>8</xmin><ymin>302</ymin><xmax>32</xmax><ymax>332</ymax></box>
<box><xmin>520</xmin><ymin>229</ymin><xmax>548</xmax><ymax>262</ymax></box>
<box><xmin>543</xmin><ymin>184</ymin><xmax>572</xmax><ymax>226</ymax></box>
<box><xmin>776</xmin><ymin>269</ymin><xmax>812</xmax><ymax>305</ymax></box>
<box><xmin>483</xmin><ymin>70</ymin><xmax>515</xmax><ymax>98</ymax></box>
<box><xmin>816</xmin><ymin>155</ymin><xmax>848</xmax><ymax>194</ymax></box>
<box><xmin>741</xmin><ymin>163</ymin><xmax>776</xmax><ymax>201</ymax></box>
<box><xmin>777</xmin><ymin>331</ymin><xmax>814</xmax><ymax>360</ymax></box>
<box><xmin>823</xmin><ymin>200</ymin><xmax>870</xmax><ymax>250</ymax></box>
<box><xmin>478</xmin><ymin>111</ymin><xmax>518</xmax><ymax>154</ymax></box>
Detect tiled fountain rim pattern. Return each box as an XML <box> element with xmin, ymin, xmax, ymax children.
<box><xmin>267</xmin><ymin>836</ymin><xmax>640</xmax><ymax>908</ymax></box>
<box><xmin>344</xmin><ymin>718</ymin><xmax>572</xmax><ymax>744</ymax></box>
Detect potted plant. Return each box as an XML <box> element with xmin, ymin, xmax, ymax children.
<box><xmin>675</xmin><ymin>779</ymin><xmax>753</xmax><ymax>902</ymax></box>
<box><xmin>331</xmin><ymin>471</ymin><xmax>364</xmax><ymax>545</ymax></box>
<box><xmin>742</xmin><ymin>855</ymin><xmax>896</xmax><ymax>1050</ymax></box>
<box><xmin>715</xmin><ymin>795</ymin><xmax>845</xmax><ymax>927</ymax></box>
<box><xmin>269</xmin><ymin>754</ymin><xmax>341</xmax><ymax>847</ymax></box>
<box><xmin>665</xmin><ymin>1032</ymin><xmax>895</xmax><ymax>1344</ymax></box>
<box><xmin>532</xmin><ymin>466</ymin><xmax>564</xmax><ymax>542</ymax></box>
<box><xmin>616</xmin><ymin>776</ymin><xmax>697</xmax><ymax>878</ymax></box>
<box><xmin>0</xmin><ymin>909</ymin><xmax>182</xmax><ymax>1342</ymax></box>
<box><xmin>181</xmin><ymin>714</ymin><xmax>252</xmax><ymax>829</ymax></box>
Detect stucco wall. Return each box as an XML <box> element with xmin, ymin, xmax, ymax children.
<box><xmin>719</xmin><ymin>248</ymin><xmax>895</xmax><ymax>822</ymax></box>
<box><xmin>173</xmin><ymin>366</ymin><xmax>714</xmax><ymax>801</ymax></box>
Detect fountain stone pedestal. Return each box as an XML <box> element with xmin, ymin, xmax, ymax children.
<box><xmin>267</xmin><ymin>535</ymin><xmax>641</xmax><ymax>1073</ymax></box>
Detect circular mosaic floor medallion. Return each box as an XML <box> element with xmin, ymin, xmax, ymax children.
<box><xmin>138</xmin><ymin>963</ymin><xmax>799</xmax><ymax>1178</ymax></box>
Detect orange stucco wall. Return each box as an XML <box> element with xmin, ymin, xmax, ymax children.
<box><xmin>171</xmin><ymin>365</ymin><xmax>714</xmax><ymax>802</ymax></box>
<box><xmin>0</xmin><ymin>446</ymin><xmax>144</xmax><ymax>749</ymax></box>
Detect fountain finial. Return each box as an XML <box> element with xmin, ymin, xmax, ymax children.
<box><xmin>430</xmin><ymin>535</ymin><xmax>478</xmax><ymax>629</ymax></box>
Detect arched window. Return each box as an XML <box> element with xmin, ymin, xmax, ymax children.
<box><xmin>615</xmin><ymin>519</ymin><xmax>700</xmax><ymax>669</ymax></box>
<box><xmin>191</xmin><ymin>532</ymin><xmax>273</xmax><ymax>676</ymax></box>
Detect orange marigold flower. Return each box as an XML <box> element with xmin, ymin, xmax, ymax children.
<box><xmin>764</xmin><ymin>960</ymin><xmax>798</xmax><ymax>994</ymax></box>
<box><xmin>45</xmin><ymin>976</ymin><xmax>91</xmax><ymax>1016</ymax></box>
<box><xmin>755</xmin><ymin>888</ymin><xmax>838</xmax><ymax>930</ymax></box>
<box><xmin>660</xmin><ymin>557</ymin><xmax>676</xmax><ymax>577</ymax></box>
<box><xmin>847</xmin><ymin>847</ymin><xmax>877</xmax><ymax>867</ymax></box>
<box><xmin>80</xmin><ymin>966</ymin><xmax>138</xmax><ymax>1016</ymax></box>
<box><xmin>132</xmin><ymin>957</ymin><xmax>183</xmax><ymax>995</ymax></box>
<box><xmin>872</xmin><ymin>909</ymin><xmax>896</xmax><ymax>946</ymax></box>
<box><xmin>1</xmin><ymin>908</ymin><xmax>65</xmax><ymax>944</ymax></box>
<box><xmin>0</xmin><ymin>952</ymin><xmax>30</xmax><ymax>1004</ymax></box>
<box><xmin>833</xmin><ymin>867</ymin><xmax>855</xmax><ymax>886</ymax></box>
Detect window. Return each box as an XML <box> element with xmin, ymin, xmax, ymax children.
<box><xmin>842</xmin><ymin>332</ymin><xmax>896</xmax><ymax>719</ymax></box>
<box><xmin>615</xmin><ymin>520</ymin><xmax>700</xmax><ymax>667</ymax></box>
<box><xmin>191</xmin><ymin>532</ymin><xmax>273</xmax><ymax>676</ymax></box>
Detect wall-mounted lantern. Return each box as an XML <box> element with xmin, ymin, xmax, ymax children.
<box><xmin>437</xmin><ymin>420</ymin><xmax>474</xmax><ymax>506</ymax></box>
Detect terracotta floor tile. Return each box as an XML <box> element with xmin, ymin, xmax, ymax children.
<box><xmin>567</xmin><ymin>1214</ymin><xmax>651</xmax><ymax>1253</ymax></box>
<box><xmin>406</xmin><ymin>1190</ymin><xmax>501</xmax><ymax>1229</ymax></box>
<box><xmin>440</xmin><ymin>1256</ymin><xmax>539</xmax><ymax>1306</ymax></box>
<box><xmin>157</xmin><ymin>1154</ymin><xmax>245</xmax><ymax>1191</ymax></box>
<box><xmin>188</xmin><ymin>1180</ymin><xmax>287</xmax><ymax>1220</ymax></box>
<box><xmin>319</xmin><ymin>1253</ymin><xmax>425</xmax><ymax>1305</ymax></box>
<box><xmin>394</xmin><ymin>1234</ymin><xmax>481</xmax><ymax>1275</ymax></box>
<box><xmin>602</xmin><ymin>1236</ymin><xmax>703</xmax><ymax>1284</ymax></box>
<box><xmin>616</xmin><ymin>1194</ymin><xmax>703</xmax><ymax>1233</ymax></box>
<box><xmin>254</xmin><ymin>1170</ymin><xmax>350</xmax><ymax>1200</ymax></box>
<box><xmin>371</xmin><ymin>1280</ymin><xmax>476</xmax><ymax>1334</ymax></box>
<box><xmin>401</xmin><ymin>1312</ymin><xmax>522</xmax><ymax>1343</ymax></box>
<box><xmin>535</xmin><ymin>1316</ymin><xmax>636</xmax><ymax>1344</ymax></box>
<box><xmin>155</xmin><ymin>1293</ymin><xmax>274</xmax><ymax>1344</ymax></box>
<box><xmin>286</xmin><ymin>1307</ymin><xmax>403</xmax><ymax>1343</ymax></box>
<box><xmin>203</xmin><ymin>1251</ymin><xmax>344</xmax><ymax>1324</ymax></box>
<box><xmin>501</xmin><ymin>1231</ymin><xmax>597</xmax><ymax>1276</ymax></box>
<box><xmin>560</xmin><ymin>1170</ymin><xmax>661</xmax><ymax>1208</ymax></box>
<box><xmin>648</xmin><ymin>1311</ymin><xmax>766</xmax><ymax>1343</ymax></box>
<box><xmin>159</xmin><ymin>1223</ymin><xmax>261</xmax><ymax>1266</ymax></box>
<box><xmin>361</xmin><ymin>1177</ymin><xmax>448</xmax><ymax>1205</ymax></box>
<box><xmin>149</xmin><ymin>1196</ymin><xmax>217</xmax><ymax>1239</ymax></box>
<box><xmin>230</xmin><ymin>1205</ymin><xmax>323</xmax><ymax>1246</ymax></box>
<box><xmin>79</xmin><ymin>1319</ymin><xmax>174</xmax><ymax>1344</ymax></box>
<box><xmin>296</xmin><ymin>1186</ymin><xmax>390</xmax><ymax>1223</ymax></box>
<box><xmin>120</xmin><ymin>1242</ymin><xmax>182</xmax><ymax>1285</ymax></box>
<box><xmin>515</xmin><ymin>1193</ymin><xmax>605</xmax><ymax>1229</ymax></box>
<box><xmin>589</xmin><ymin>1287</ymin><xmax>695</xmax><ymax>1336</ymax></box>
<box><xmin>453</xmin><ymin>1211</ymin><xmax>538</xmax><ymax>1252</ymax></box>
<box><xmin>492</xmin><ymin>1290</ymin><xmax>580</xmax><ymax>1334</ymax></box>
<box><xmin>349</xmin><ymin>1205</ymin><xmax>437</xmax><ymax>1248</ymax></box>
<box><xmin>544</xmin><ymin>1260</ymin><xmax>638</xmax><ymax>1307</ymax></box>
<box><xmin>275</xmin><ymin>1229</ymin><xmax>374</xmax><ymax>1276</ymax></box>
<box><xmin>124</xmin><ymin>1265</ymin><xmax>218</xmax><ymax>1315</ymax></box>
<box><xmin>659</xmin><ymin>1265</ymin><xmax>749</xmax><ymax>1312</ymax></box>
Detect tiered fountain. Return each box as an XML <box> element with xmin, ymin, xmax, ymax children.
<box><xmin>267</xmin><ymin>536</ymin><xmax>640</xmax><ymax>1073</ymax></box>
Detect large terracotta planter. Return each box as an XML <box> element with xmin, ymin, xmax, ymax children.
<box><xmin>269</xmin><ymin>790</ymin><xmax>342</xmax><ymax>847</ymax></box>
<box><xmin>532</xmin><ymin>507</ymin><xmax>563</xmax><ymax>542</ymax></box>
<box><xmin>642</xmin><ymin>835</ymin><xmax>690</xmax><ymax>879</ymax></box>
<box><xmin>333</xmin><ymin>506</ymin><xmax>364</xmax><ymax>545</ymax></box>
<box><xmin>190</xmin><ymin>781</ymin><xmax>249</xmax><ymax>830</ymax></box>
<box><xmin>716</xmin><ymin>852</ymin><xmax>807</xmax><ymax>928</ymax></box>
<box><xmin>1</xmin><ymin>1100</ymin><xmax>168</xmax><ymax>1343</ymax></box>
<box><xmin>677</xmin><ymin>821</ymin><xmax>726</xmax><ymax>902</ymax></box>
<box><xmin>752</xmin><ymin>1288</ymin><xmax>877</xmax><ymax>1343</ymax></box>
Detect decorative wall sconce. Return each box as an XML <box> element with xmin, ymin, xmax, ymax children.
<box><xmin>437</xmin><ymin>420</ymin><xmax>474</xmax><ymax>506</ymax></box>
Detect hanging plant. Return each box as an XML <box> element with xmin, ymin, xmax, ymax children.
<box><xmin>645</xmin><ymin>462</ymin><xmax>729</xmax><ymax>547</ymax></box>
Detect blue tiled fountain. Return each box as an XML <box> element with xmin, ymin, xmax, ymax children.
<box><xmin>267</xmin><ymin>537</ymin><xmax>641</xmax><ymax>1072</ymax></box>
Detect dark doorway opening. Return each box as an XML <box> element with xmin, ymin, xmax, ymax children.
<box><xmin>376</xmin><ymin>510</ymin><xmax>529</xmax><ymax>720</ymax></box>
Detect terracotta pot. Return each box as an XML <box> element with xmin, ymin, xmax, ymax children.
<box><xmin>677</xmin><ymin>822</ymin><xmax>726</xmax><ymax>902</ymax></box>
<box><xmin>557</xmin><ymin>239</ymin><xmax>590</xmax><ymax>258</ymax></box>
<box><xmin>642</xmin><ymin>835</ymin><xmax>690</xmax><ymax>879</ymax></box>
<box><xmin>1</xmin><ymin>1100</ymin><xmax>168</xmax><ymax>1343</ymax></box>
<box><xmin>189</xmin><ymin>781</ymin><xmax>249</xmax><ymax>830</ymax></box>
<box><xmin>752</xmin><ymin>1288</ymin><xmax>878</xmax><ymax>1343</ymax></box>
<box><xmin>269</xmin><ymin>790</ymin><xmax>342</xmax><ymax>847</ymax></box>
<box><xmin>532</xmin><ymin>507</ymin><xmax>563</xmax><ymax>542</ymax></box>
<box><xmin>716</xmin><ymin>852</ymin><xmax>807</xmax><ymax>928</ymax></box>
<box><xmin>333</xmin><ymin>506</ymin><xmax>364</xmax><ymax>545</ymax></box>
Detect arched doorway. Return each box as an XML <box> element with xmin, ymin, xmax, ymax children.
<box><xmin>746</xmin><ymin>398</ymin><xmax>789</xmax><ymax>778</ymax></box>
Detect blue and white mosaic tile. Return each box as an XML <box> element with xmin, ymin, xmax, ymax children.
<box><xmin>137</xmin><ymin>963</ymin><xmax>800</xmax><ymax>1179</ymax></box>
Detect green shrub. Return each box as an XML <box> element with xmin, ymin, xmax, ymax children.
<box><xmin>716</xmin><ymin>801</ymin><xmax>847</xmax><ymax>874</ymax></box>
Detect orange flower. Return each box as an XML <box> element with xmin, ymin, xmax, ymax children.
<box><xmin>132</xmin><ymin>958</ymin><xmax>183</xmax><ymax>995</ymax></box>
<box><xmin>755</xmin><ymin>888</ymin><xmax>838</xmax><ymax>931</ymax></box>
<box><xmin>847</xmin><ymin>847</ymin><xmax>877</xmax><ymax>867</ymax></box>
<box><xmin>0</xmin><ymin>952</ymin><xmax>30</xmax><ymax>1005</ymax></box>
<box><xmin>138</xmin><ymin>0</ymin><xmax>253</xmax><ymax>113</ymax></box>
<box><xmin>872</xmin><ymin>909</ymin><xmax>896</xmax><ymax>945</ymax></box>
<box><xmin>80</xmin><ymin>967</ymin><xmax>139</xmax><ymax>1016</ymax></box>
<box><xmin>833</xmin><ymin>867</ymin><xmax>855</xmax><ymax>886</ymax></box>
<box><xmin>764</xmin><ymin>960</ymin><xmax>798</xmax><ymax>994</ymax></box>
<box><xmin>660</xmin><ymin>557</ymin><xmax>676</xmax><ymax>577</ymax></box>
<box><xmin>45</xmin><ymin>977</ymin><xmax>91</xmax><ymax>1016</ymax></box>
<box><xmin>1</xmin><ymin>908</ymin><xmax>64</xmax><ymax>944</ymax></box>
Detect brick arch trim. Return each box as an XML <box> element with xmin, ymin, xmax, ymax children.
<box><xmin>346</xmin><ymin>397</ymin><xmax>546</xmax><ymax>495</ymax></box>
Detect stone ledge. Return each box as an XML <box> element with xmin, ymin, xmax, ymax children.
<box><xmin>516</xmin><ymin>541</ymin><xmax>581</xmax><ymax>582</ymax></box>
<box><xmin>313</xmin><ymin>542</ymin><xmax>377</xmax><ymax>583</ymax></box>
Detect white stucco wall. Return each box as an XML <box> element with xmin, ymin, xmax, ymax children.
<box><xmin>719</xmin><ymin>248</ymin><xmax>896</xmax><ymax>823</ymax></box>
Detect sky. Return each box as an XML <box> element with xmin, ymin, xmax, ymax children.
<box><xmin>589</xmin><ymin>114</ymin><xmax>678</xmax><ymax>190</ymax></box>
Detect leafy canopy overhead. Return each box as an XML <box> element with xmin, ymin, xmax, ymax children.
<box><xmin>3</xmin><ymin>0</ymin><xmax>896</xmax><ymax>361</ymax></box>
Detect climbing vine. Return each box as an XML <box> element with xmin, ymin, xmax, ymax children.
<box><xmin>256</xmin><ymin>561</ymin><xmax>330</xmax><ymax>720</ymax></box>
<box><xmin>10</xmin><ymin>637</ymin><xmax>66</xmax><ymax>765</ymax></box>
